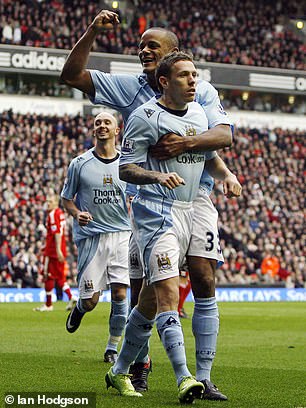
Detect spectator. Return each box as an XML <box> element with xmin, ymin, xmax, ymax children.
<box><xmin>261</xmin><ymin>247</ymin><xmax>281</xmax><ymax>282</ymax></box>
<box><xmin>1</xmin><ymin>18</ymin><xmax>13</xmax><ymax>43</ymax></box>
<box><xmin>13</xmin><ymin>259</ymin><xmax>33</xmax><ymax>288</ymax></box>
<box><xmin>13</xmin><ymin>21</ymin><xmax>21</xmax><ymax>44</ymax></box>
<box><xmin>138</xmin><ymin>14</ymin><xmax>147</xmax><ymax>34</ymax></box>
<box><xmin>0</xmin><ymin>245</ymin><xmax>10</xmax><ymax>274</ymax></box>
<box><xmin>0</xmin><ymin>0</ymin><xmax>305</xmax><ymax>70</ymax></box>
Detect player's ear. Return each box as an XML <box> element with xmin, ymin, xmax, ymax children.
<box><xmin>115</xmin><ymin>126</ymin><xmax>120</xmax><ymax>136</ymax></box>
<box><xmin>159</xmin><ymin>76</ymin><xmax>168</xmax><ymax>90</ymax></box>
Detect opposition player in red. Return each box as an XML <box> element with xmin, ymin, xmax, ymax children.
<box><xmin>34</xmin><ymin>192</ymin><xmax>77</xmax><ymax>312</ymax></box>
<box><xmin>178</xmin><ymin>268</ymin><xmax>191</xmax><ymax>319</ymax></box>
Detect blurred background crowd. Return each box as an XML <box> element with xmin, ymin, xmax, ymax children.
<box><xmin>1</xmin><ymin>0</ymin><xmax>305</xmax><ymax>70</ymax></box>
<box><xmin>1</xmin><ymin>0</ymin><xmax>305</xmax><ymax>114</ymax></box>
<box><xmin>0</xmin><ymin>0</ymin><xmax>305</xmax><ymax>289</ymax></box>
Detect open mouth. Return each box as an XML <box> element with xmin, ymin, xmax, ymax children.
<box><xmin>141</xmin><ymin>57</ymin><xmax>155</xmax><ymax>65</ymax></box>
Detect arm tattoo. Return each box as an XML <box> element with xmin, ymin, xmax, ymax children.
<box><xmin>119</xmin><ymin>164</ymin><xmax>160</xmax><ymax>185</ymax></box>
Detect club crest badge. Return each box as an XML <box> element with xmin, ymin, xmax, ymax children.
<box><xmin>103</xmin><ymin>174</ymin><xmax>113</xmax><ymax>185</ymax></box>
<box><xmin>156</xmin><ymin>253</ymin><xmax>172</xmax><ymax>270</ymax></box>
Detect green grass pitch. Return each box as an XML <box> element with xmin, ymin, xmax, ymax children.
<box><xmin>1</xmin><ymin>302</ymin><xmax>305</xmax><ymax>408</ymax></box>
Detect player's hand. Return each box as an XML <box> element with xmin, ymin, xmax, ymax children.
<box><xmin>42</xmin><ymin>271</ymin><xmax>49</xmax><ymax>281</ymax></box>
<box><xmin>157</xmin><ymin>172</ymin><xmax>185</xmax><ymax>189</ymax></box>
<box><xmin>43</xmin><ymin>257</ymin><xmax>49</xmax><ymax>280</ymax></box>
<box><xmin>223</xmin><ymin>174</ymin><xmax>242</xmax><ymax>198</ymax></box>
<box><xmin>150</xmin><ymin>133</ymin><xmax>187</xmax><ymax>160</ymax></box>
<box><xmin>90</xmin><ymin>10</ymin><xmax>120</xmax><ymax>33</ymax></box>
<box><xmin>77</xmin><ymin>211</ymin><xmax>93</xmax><ymax>226</ymax></box>
<box><xmin>57</xmin><ymin>251</ymin><xmax>65</xmax><ymax>263</ymax></box>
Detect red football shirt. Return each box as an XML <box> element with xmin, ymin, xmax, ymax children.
<box><xmin>44</xmin><ymin>208</ymin><xmax>67</xmax><ymax>258</ymax></box>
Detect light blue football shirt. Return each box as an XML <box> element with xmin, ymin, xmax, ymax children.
<box><xmin>88</xmin><ymin>70</ymin><xmax>232</xmax><ymax>194</ymax></box>
<box><xmin>61</xmin><ymin>148</ymin><xmax>130</xmax><ymax>243</ymax></box>
<box><xmin>119</xmin><ymin>98</ymin><xmax>216</xmax><ymax>202</ymax></box>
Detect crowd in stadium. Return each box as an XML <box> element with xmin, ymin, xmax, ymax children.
<box><xmin>0</xmin><ymin>110</ymin><xmax>304</xmax><ymax>288</ymax></box>
<box><xmin>0</xmin><ymin>0</ymin><xmax>305</xmax><ymax>70</ymax></box>
<box><xmin>3</xmin><ymin>77</ymin><xmax>73</xmax><ymax>98</ymax></box>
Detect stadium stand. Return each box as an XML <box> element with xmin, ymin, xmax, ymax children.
<box><xmin>0</xmin><ymin>110</ymin><xmax>305</xmax><ymax>288</ymax></box>
<box><xmin>0</xmin><ymin>0</ymin><xmax>305</xmax><ymax>70</ymax></box>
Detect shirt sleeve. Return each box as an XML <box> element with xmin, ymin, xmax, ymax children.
<box><xmin>61</xmin><ymin>159</ymin><xmax>80</xmax><ymax>200</ymax></box>
<box><xmin>49</xmin><ymin>210</ymin><xmax>61</xmax><ymax>235</ymax></box>
<box><xmin>205</xmin><ymin>150</ymin><xmax>217</xmax><ymax>160</ymax></box>
<box><xmin>196</xmin><ymin>81</ymin><xmax>232</xmax><ymax>129</ymax></box>
<box><xmin>88</xmin><ymin>70</ymin><xmax>139</xmax><ymax>109</ymax></box>
<box><xmin>119</xmin><ymin>113</ymin><xmax>157</xmax><ymax>166</ymax></box>
<box><xmin>125</xmin><ymin>183</ymin><xmax>138</xmax><ymax>197</ymax></box>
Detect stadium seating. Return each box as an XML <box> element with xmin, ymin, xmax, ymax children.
<box><xmin>0</xmin><ymin>110</ymin><xmax>304</xmax><ymax>287</ymax></box>
<box><xmin>0</xmin><ymin>0</ymin><xmax>305</xmax><ymax>70</ymax></box>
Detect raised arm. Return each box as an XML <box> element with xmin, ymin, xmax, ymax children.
<box><xmin>60</xmin><ymin>10</ymin><xmax>120</xmax><ymax>96</ymax></box>
<box><xmin>119</xmin><ymin>164</ymin><xmax>185</xmax><ymax>190</ymax></box>
<box><xmin>150</xmin><ymin>124</ymin><xmax>232</xmax><ymax>160</ymax></box>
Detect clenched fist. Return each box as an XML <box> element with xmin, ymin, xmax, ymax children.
<box><xmin>90</xmin><ymin>10</ymin><xmax>120</xmax><ymax>32</ymax></box>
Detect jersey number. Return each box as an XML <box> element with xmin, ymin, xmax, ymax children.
<box><xmin>205</xmin><ymin>232</ymin><xmax>222</xmax><ymax>254</ymax></box>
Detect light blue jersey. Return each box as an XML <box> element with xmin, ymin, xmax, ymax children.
<box><xmin>119</xmin><ymin>98</ymin><xmax>216</xmax><ymax>203</ymax></box>
<box><xmin>61</xmin><ymin>148</ymin><xmax>130</xmax><ymax>243</ymax></box>
<box><xmin>89</xmin><ymin>70</ymin><xmax>232</xmax><ymax>194</ymax></box>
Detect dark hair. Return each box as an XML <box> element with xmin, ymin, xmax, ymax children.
<box><xmin>142</xmin><ymin>28</ymin><xmax>179</xmax><ymax>49</ymax></box>
<box><xmin>155</xmin><ymin>51</ymin><xmax>194</xmax><ymax>93</ymax></box>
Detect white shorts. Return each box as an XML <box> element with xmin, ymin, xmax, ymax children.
<box><xmin>77</xmin><ymin>231</ymin><xmax>130</xmax><ymax>299</ymax></box>
<box><xmin>132</xmin><ymin>195</ymin><xmax>193</xmax><ymax>285</ymax></box>
<box><xmin>128</xmin><ymin>233</ymin><xmax>145</xmax><ymax>280</ymax></box>
<box><xmin>187</xmin><ymin>188</ymin><xmax>224</xmax><ymax>264</ymax></box>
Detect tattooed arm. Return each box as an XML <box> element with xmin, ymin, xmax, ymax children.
<box><xmin>119</xmin><ymin>164</ymin><xmax>185</xmax><ymax>190</ymax></box>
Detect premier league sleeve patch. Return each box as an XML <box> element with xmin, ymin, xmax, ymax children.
<box><xmin>122</xmin><ymin>139</ymin><xmax>135</xmax><ymax>153</ymax></box>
